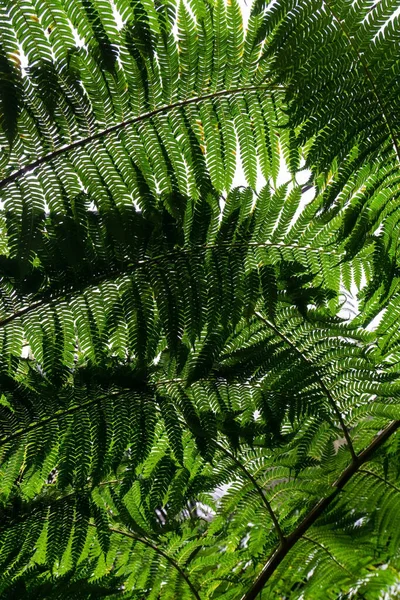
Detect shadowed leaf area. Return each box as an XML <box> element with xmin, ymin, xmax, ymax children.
<box><xmin>1</xmin><ymin>0</ymin><xmax>400</xmax><ymax>598</ymax></box>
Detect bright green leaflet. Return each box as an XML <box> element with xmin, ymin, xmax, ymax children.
<box><xmin>1</xmin><ymin>0</ymin><xmax>400</xmax><ymax>598</ymax></box>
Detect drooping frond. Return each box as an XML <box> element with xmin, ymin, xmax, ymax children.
<box><xmin>0</xmin><ymin>0</ymin><xmax>294</xmax><ymax>198</ymax></box>
<box><xmin>1</xmin><ymin>0</ymin><xmax>400</xmax><ymax>599</ymax></box>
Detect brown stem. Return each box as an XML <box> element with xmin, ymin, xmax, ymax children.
<box><xmin>241</xmin><ymin>420</ymin><xmax>400</xmax><ymax>600</ymax></box>
<box><xmin>0</xmin><ymin>85</ymin><xmax>283</xmax><ymax>190</ymax></box>
<box><xmin>255</xmin><ymin>312</ymin><xmax>357</xmax><ymax>461</ymax></box>
<box><xmin>0</xmin><ymin>398</ymin><xmax>98</xmax><ymax>447</ymax></box>
<box><xmin>88</xmin><ymin>523</ymin><xmax>201</xmax><ymax>600</ymax></box>
<box><xmin>0</xmin><ymin>299</ymin><xmax>46</xmax><ymax>329</ymax></box>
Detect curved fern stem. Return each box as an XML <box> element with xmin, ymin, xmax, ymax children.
<box><xmin>255</xmin><ymin>312</ymin><xmax>357</xmax><ymax>462</ymax></box>
<box><xmin>0</xmin><ymin>242</ymin><xmax>342</xmax><ymax>331</ymax></box>
<box><xmin>0</xmin><ymin>391</ymin><xmax>126</xmax><ymax>448</ymax></box>
<box><xmin>88</xmin><ymin>524</ymin><xmax>202</xmax><ymax>600</ymax></box>
<box><xmin>176</xmin><ymin>413</ymin><xmax>285</xmax><ymax>543</ymax></box>
<box><xmin>241</xmin><ymin>420</ymin><xmax>400</xmax><ymax>600</ymax></box>
<box><xmin>215</xmin><ymin>442</ymin><xmax>285</xmax><ymax>545</ymax></box>
<box><xmin>301</xmin><ymin>535</ymin><xmax>355</xmax><ymax>578</ymax></box>
<box><xmin>302</xmin><ymin>536</ymin><xmax>368</xmax><ymax>600</ymax></box>
<box><xmin>0</xmin><ymin>84</ymin><xmax>284</xmax><ymax>191</ymax></box>
<box><xmin>359</xmin><ymin>468</ymin><xmax>400</xmax><ymax>494</ymax></box>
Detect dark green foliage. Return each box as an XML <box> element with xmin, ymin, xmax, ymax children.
<box><xmin>0</xmin><ymin>45</ymin><xmax>21</xmax><ymax>146</ymax></box>
<box><xmin>0</xmin><ymin>0</ymin><xmax>400</xmax><ymax>599</ymax></box>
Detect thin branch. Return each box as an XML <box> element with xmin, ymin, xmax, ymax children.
<box><xmin>0</xmin><ymin>374</ymin><xmax>270</xmax><ymax>449</ymax></box>
<box><xmin>215</xmin><ymin>441</ymin><xmax>285</xmax><ymax>545</ymax></box>
<box><xmin>0</xmin><ymin>299</ymin><xmax>47</xmax><ymax>329</ymax></box>
<box><xmin>301</xmin><ymin>535</ymin><xmax>355</xmax><ymax>578</ymax></box>
<box><xmin>88</xmin><ymin>523</ymin><xmax>201</xmax><ymax>600</ymax></box>
<box><xmin>241</xmin><ymin>420</ymin><xmax>400</xmax><ymax>600</ymax></box>
<box><xmin>0</xmin><ymin>374</ymin><xmax>253</xmax><ymax>448</ymax></box>
<box><xmin>301</xmin><ymin>536</ymin><xmax>369</xmax><ymax>600</ymax></box>
<box><xmin>255</xmin><ymin>312</ymin><xmax>357</xmax><ymax>462</ymax></box>
<box><xmin>322</xmin><ymin>0</ymin><xmax>400</xmax><ymax>164</ymax></box>
<box><xmin>0</xmin><ymin>85</ymin><xmax>283</xmax><ymax>190</ymax></box>
<box><xmin>359</xmin><ymin>468</ymin><xmax>400</xmax><ymax>494</ymax></box>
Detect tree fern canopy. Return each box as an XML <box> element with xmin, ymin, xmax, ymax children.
<box><xmin>1</xmin><ymin>0</ymin><xmax>400</xmax><ymax>598</ymax></box>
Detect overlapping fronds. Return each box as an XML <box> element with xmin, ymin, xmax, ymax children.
<box><xmin>0</xmin><ymin>0</ymin><xmax>294</xmax><ymax>197</ymax></box>
<box><xmin>249</xmin><ymin>0</ymin><xmax>400</xmax><ymax>320</ymax></box>
<box><xmin>1</xmin><ymin>0</ymin><xmax>400</xmax><ymax>599</ymax></box>
<box><xmin>251</xmin><ymin>0</ymin><xmax>400</xmax><ymax>171</ymax></box>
